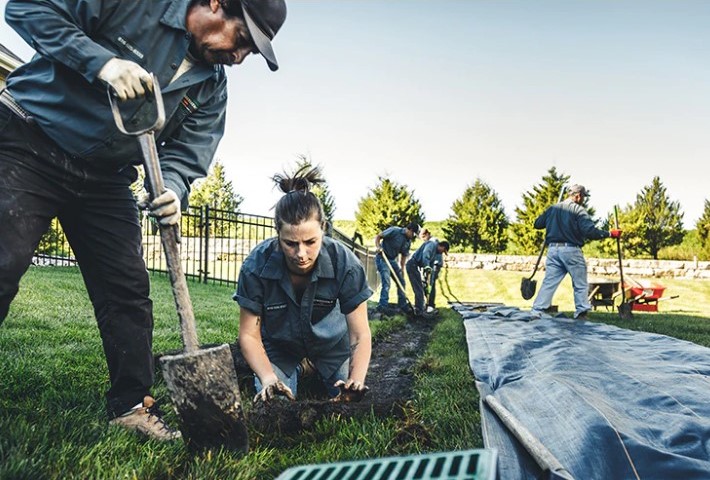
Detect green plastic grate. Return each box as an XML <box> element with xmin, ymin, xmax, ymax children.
<box><xmin>275</xmin><ymin>449</ymin><xmax>497</xmax><ymax>480</ymax></box>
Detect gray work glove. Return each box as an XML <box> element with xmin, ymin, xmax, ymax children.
<box><xmin>98</xmin><ymin>58</ymin><xmax>153</xmax><ymax>101</ymax></box>
<box><xmin>331</xmin><ymin>380</ymin><xmax>369</xmax><ymax>403</ymax></box>
<box><xmin>253</xmin><ymin>380</ymin><xmax>295</xmax><ymax>404</ymax></box>
<box><xmin>138</xmin><ymin>189</ymin><xmax>181</xmax><ymax>226</ymax></box>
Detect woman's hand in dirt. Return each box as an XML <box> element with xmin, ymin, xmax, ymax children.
<box><xmin>331</xmin><ymin>380</ymin><xmax>369</xmax><ymax>402</ymax></box>
<box><xmin>253</xmin><ymin>380</ymin><xmax>295</xmax><ymax>404</ymax></box>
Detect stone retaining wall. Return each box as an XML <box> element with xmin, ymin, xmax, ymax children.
<box><xmin>445</xmin><ymin>253</ymin><xmax>710</xmax><ymax>279</ymax></box>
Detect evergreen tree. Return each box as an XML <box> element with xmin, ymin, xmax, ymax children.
<box><xmin>355</xmin><ymin>176</ymin><xmax>425</xmax><ymax>239</ymax></box>
<box><xmin>188</xmin><ymin>160</ymin><xmax>243</xmax><ymax>237</ymax></box>
<box><xmin>443</xmin><ymin>179</ymin><xmax>509</xmax><ymax>253</ymax></box>
<box><xmin>189</xmin><ymin>160</ymin><xmax>243</xmax><ymax>212</ymax></box>
<box><xmin>510</xmin><ymin>167</ymin><xmax>569</xmax><ymax>254</ymax></box>
<box><xmin>620</xmin><ymin>176</ymin><xmax>684</xmax><ymax>259</ymax></box>
<box><xmin>697</xmin><ymin>199</ymin><xmax>710</xmax><ymax>250</ymax></box>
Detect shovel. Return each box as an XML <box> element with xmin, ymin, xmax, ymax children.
<box><xmin>614</xmin><ymin>206</ymin><xmax>633</xmax><ymax>320</ymax></box>
<box><xmin>521</xmin><ymin>244</ymin><xmax>544</xmax><ymax>300</ymax></box>
<box><xmin>109</xmin><ymin>77</ymin><xmax>248</xmax><ymax>452</ymax></box>
<box><xmin>378</xmin><ymin>251</ymin><xmax>416</xmax><ymax>317</ymax></box>
<box><xmin>521</xmin><ymin>186</ymin><xmax>567</xmax><ymax>300</ymax></box>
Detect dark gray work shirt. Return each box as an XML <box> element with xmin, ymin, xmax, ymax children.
<box><xmin>409</xmin><ymin>240</ymin><xmax>438</xmax><ymax>268</ymax></box>
<box><xmin>4</xmin><ymin>0</ymin><xmax>228</xmax><ymax>206</ymax></box>
<box><xmin>234</xmin><ymin>236</ymin><xmax>373</xmax><ymax>378</ymax></box>
<box><xmin>380</xmin><ymin>226</ymin><xmax>412</xmax><ymax>261</ymax></box>
<box><xmin>534</xmin><ymin>199</ymin><xmax>609</xmax><ymax>247</ymax></box>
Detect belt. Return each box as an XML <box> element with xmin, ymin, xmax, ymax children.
<box><xmin>0</xmin><ymin>89</ymin><xmax>33</xmax><ymax>123</ymax></box>
<box><xmin>548</xmin><ymin>242</ymin><xmax>580</xmax><ymax>248</ymax></box>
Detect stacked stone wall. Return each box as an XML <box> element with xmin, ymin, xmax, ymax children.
<box><xmin>445</xmin><ymin>253</ymin><xmax>710</xmax><ymax>279</ymax></box>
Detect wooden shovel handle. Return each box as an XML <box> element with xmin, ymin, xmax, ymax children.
<box><xmin>139</xmin><ymin>134</ymin><xmax>200</xmax><ymax>353</ymax></box>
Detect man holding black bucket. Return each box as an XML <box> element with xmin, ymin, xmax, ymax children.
<box><xmin>531</xmin><ymin>185</ymin><xmax>621</xmax><ymax>319</ymax></box>
<box><xmin>0</xmin><ymin>0</ymin><xmax>286</xmax><ymax>440</ymax></box>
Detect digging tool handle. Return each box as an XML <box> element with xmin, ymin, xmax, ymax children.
<box><xmin>108</xmin><ymin>77</ymin><xmax>200</xmax><ymax>352</ymax></box>
<box><xmin>614</xmin><ymin>206</ymin><xmax>626</xmax><ymax>304</ymax></box>
<box><xmin>528</xmin><ymin>242</ymin><xmax>546</xmax><ymax>280</ymax></box>
<box><xmin>139</xmin><ymin>134</ymin><xmax>200</xmax><ymax>353</ymax></box>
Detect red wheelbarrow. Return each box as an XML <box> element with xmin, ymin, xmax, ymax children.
<box><xmin>623</xmin><ymin>277</ymin><xmax>678</xmax><ymax>312</ymax></box>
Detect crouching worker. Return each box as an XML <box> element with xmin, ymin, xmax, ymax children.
<box><xmin>406</xmin><ymin>239</ymin><xmax>449</xmax><ymax>319</ymax></box>
<box><xmin>234</xmin><ymin>166</ymin><xmax>373</xmax><ymax>404</ymax></box>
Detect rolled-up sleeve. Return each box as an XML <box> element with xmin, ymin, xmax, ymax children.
<box><xmin>339</xmin><ymin>267</ymin><xmax>373</xmax><ymax>315</ymax></box>
<box><xmin>234</xmin><ymin>271</ymin><xmax>264</xmax><ymax>316</ymax></box>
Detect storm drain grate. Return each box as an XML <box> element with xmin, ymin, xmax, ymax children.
<box><xmin>275</xmin><ymin>449</ymin><xmax>497</xmax><ymax>480</ymax></box>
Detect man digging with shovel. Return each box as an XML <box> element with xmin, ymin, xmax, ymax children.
<box><xmin>531</xmin><ymin>184</ymin><xmax>621</xmax><ymax>320</ymax></box>
<box><xmin>0</xmin><ymin>0</ymin><xmax>286</xmax><ymax>441</ymax></box>
<box><xmin>374</xmin><ymin>222</ymin><xmax>419</xmax><ymax>316</ymax></box>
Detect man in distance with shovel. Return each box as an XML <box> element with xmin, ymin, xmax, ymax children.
<box><xmin>531</xmin><ymin>184</ymin><xmax>621</xmax><ymax>319</ymax></box>
<box><xmin>405</xmin><ymin>236</ymin><xmax>449</xmax><ymax>320</ymax></box>
<box><xmin>0</xmin><ymin>0</ymin><xmax>286</xmax><ymax>440</ymax></box>
<box><xmin>374</xmin><ymin>222</ymin><xmax>419</xmax><ymax>316</ymax></box>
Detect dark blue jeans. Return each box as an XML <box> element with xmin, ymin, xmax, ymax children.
<box><xmin>0</xmin><ymin>103</ymin><xmax>154</xmax><ymax>418</ymax></box>
<box><xmin>405</xmin><ymin>260</ymin><xmax>426</xmax><ymax>314</ymax></box>
<box><xmin>375</xmin><ymin>253</ymin><xmax>407</xmax><ymax>309</ymax></box>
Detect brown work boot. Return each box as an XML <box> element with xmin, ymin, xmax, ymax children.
<box><xmin>109</xmin><ymin>396</ymin><xmax>182</xmax><ymax>441</ymax></box>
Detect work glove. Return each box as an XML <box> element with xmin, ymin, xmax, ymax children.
<box><xmin>331</xmin><ymin>380</ymin><xmax>369</xmax><ymax>403</ymax></box>
<box><xmin>610</xmin><ymin>229</ymin><xmax>622</xmax><ymax>239</ymax></box>
<box><xmin>138</xmin><ymin>189</ymin><xmax>181</xmax><ymax>226</ymax></box>
<box><xmin>253</xmin><ymin>380</ymin><xmax>295</xmax><ymax>404</ymax></box>
<box><xmin>98</xmin><ymin>57</ymin><xmax>153</xmax><ymax>101</ymax></box>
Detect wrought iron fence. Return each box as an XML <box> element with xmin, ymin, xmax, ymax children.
<box><xmin>33</xmin><ymin>206</ymin><xmax>379</xmax><ymax>291</ymax></box>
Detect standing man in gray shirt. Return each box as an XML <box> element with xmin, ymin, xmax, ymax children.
<box><xmin>0</xmin><ymin>0</ymin><xmax>286</xmax><ymax>440</ymax></box>
<box><xmin>531</xmin><ymin>184</ymin><xmax>621</xmax><ymax>319</ymax></box>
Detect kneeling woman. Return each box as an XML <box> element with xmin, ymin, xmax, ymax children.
<box><xmin>234</xmin><ymin>166</ymin><xmax>372</xmax><ymax>404</ymax></box>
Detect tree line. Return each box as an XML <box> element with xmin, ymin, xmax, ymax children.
<box><xmin>37</xmin><ymin>159</ymin><xmax>710</xmax><ymax>262</ymax></box>
<box><xmin>353</xmin><ymin>166</ymin><xmax>707</xmax><ymax>260</ymax></box>
<box><xmin>123</xmin><ymin>161</ymin><xmax>710</xmax><ymax>261</ymax></box>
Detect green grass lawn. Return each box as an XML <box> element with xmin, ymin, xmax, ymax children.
<box><xmin>1</xmin><ymin>266</ymin><xmax>708</xmax><ymax>479</ymax></box>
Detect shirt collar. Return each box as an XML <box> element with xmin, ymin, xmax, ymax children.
<box><xmin>161</xmin><ymin>0</ymin><xmax>190</xmax><ymax>31</ymax></box>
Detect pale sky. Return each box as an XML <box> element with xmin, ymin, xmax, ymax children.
<box><xmin>2</xmin><ymin>1</ymin><xmax>708</xmax><ymax>225</ymax></box>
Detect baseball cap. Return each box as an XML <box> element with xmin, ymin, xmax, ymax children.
<box><xmin>569</xmin><ymin>184</ymin><xmax>590</xmax><ymax>197</ymax></box>
<box><xmin>241</xmin><ymin>0</ymin><xmax>287</xmax><ymax>71</ymax></box>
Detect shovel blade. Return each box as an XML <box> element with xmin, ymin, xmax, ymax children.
<box><xmin>160</xmin><ymin>344</ymin><xmax>248</xmax><ymax>452</ymax></box>
<box><xmin>521</xmin><ymin>278</ymin><xmax>537</xmax><ymax>300</ymax></box>
<box><xmin>618</xmin><ymin>302</ymin><xmax>633</xmax><ymax>320</ymax></box>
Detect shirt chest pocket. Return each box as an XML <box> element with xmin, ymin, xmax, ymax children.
<box><xmin>311</xmin><ymin>297</ymin><xmax>337</xmax><ymax>325</ymax></box>
<box><xmin>262</xmin><ymin>302</ymin><xmax>289</xmax><ymax>338</ymax></box>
